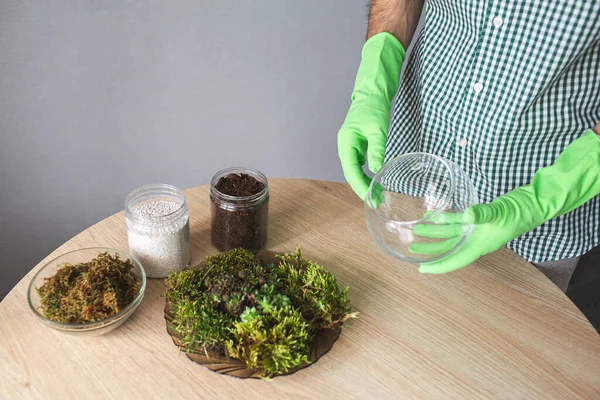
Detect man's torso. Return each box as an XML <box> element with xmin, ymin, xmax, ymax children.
<box><xmin>386</xmin><ymin>0</ymin><xmax>600</xmax><ymax>262</ymax></box>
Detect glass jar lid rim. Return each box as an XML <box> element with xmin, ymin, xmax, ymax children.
<box><xmin>125</xmin><ymin>183</ymin><xmax>188</xmax><ymax>223</ymax></box>
<box><xmin>210</xmin><ymin>167</ymin><xmax>269</xmax><ymax>203</ymax></box>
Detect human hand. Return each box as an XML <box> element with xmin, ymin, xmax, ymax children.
<box><xmin>409</xmin><ymin>203</ymin><xmax>535</xmax><ymax>273</ymax></box>
<box><xmin>410</xmin><ymin>129</ymin><xmax>600</xmax><ymax>273</ymax></box>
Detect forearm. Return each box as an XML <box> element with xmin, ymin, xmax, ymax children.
<box><xmin>367</xmin><ymin>0</ymin><xmax>425</xmax><ymax>48</ymax></box>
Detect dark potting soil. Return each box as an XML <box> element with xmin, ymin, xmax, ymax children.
<box><xmin>214</xmin><ymin>173</ymin><xmax>265</xmax><ymax>197</ymax></box>
<box><xmin>211</xmin><ymin>173</ymin><xmax>268</xmax><ymax>252</ymax></box>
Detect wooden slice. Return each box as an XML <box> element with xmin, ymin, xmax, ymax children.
<box><xmin>164</xmin><ymin>250</ymin><xmax>343</xmax><ymax>379</ymax></box>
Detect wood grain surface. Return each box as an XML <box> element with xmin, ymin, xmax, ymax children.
<box><xmin>1</xmin><ymin>179</ymin><xmax>599</xmax><ymax>399</ymax></box>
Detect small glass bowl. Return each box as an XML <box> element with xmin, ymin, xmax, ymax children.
<box><xmin>365</xmin><ymin>153</ymin><xmax>479</xmax><ymax>263</ymax></box>
<box><xmin>27</xmin><ymin>247</ymin><xmax>146</xmax><ymax>336</ymax></box>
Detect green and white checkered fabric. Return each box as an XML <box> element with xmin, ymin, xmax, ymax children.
<box><xmin>385</xmin><ymin>0</ymin><xmax>600</xmax><ymax>262</ymax></box>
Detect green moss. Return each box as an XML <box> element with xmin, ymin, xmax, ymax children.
<box><xmin>165</xmin><ymin>248</ymin><xmax>356</xmax><ymax>379</ymax></box>
<box><xmin>165</xmin><ymin>269</ymin><xmax>205</xmax><ymax>302</ymax></box>
<box><xmin>276</xmin><ymin>249</ymin><xmax>352</xmax><ymax>329</ymax></box>
<box><xmin>226</xmin><ymin>306</ymin><xmax>310</xmax><ymax>378</ymax></box>
<box><xmin>171</xmin><ymin>295</ymin><xmax>234</xmax><ymax>355</ymax></box>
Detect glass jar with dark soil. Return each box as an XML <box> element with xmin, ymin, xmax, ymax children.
<box><xmin>210</xmin><ymin>167</ymin><xmax>269</xmax><ymax>252</ymax></box>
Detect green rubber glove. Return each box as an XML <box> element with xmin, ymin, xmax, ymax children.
<box><xmin>338</xmin><ymin>33</ymin><xmax>406</xmax><ymax>200</ymax></box>
<box><xmin>409</xmin><ymin>130</ymin><xmax>600</xmax><ymax>274</ymax></box>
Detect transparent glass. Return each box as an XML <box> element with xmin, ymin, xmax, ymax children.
<box><xmin>365</xmin><ymin>153</ymin><xmax>479</xmax><ymax>263</ymax></box>
<box><xmin>125</xmin><ymin>184</ymin><xmax>191</xmax><ymax>278</ymax></box>
<box><xmin>27</xmin><ymin>247</ymin><xmax>146</xmax><ymax>337</ymax></box>
<box><xmin>210</xmin><ymin>167</ymin><xmax>269</xmax><ymax>251</ymax></box>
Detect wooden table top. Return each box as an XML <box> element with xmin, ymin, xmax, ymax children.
<box><xmin>1</xmin><ymin>179</ymin><xmax>599</xmax><ymax>399</ymax></box>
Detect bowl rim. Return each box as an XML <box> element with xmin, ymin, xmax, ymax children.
<box><xmin>365</xmin><ymin>152</ymin><xmax>458</xmax><ymax>226</ymax></box>
<box><xmin>27</xmin><ymin>247</ymin><xmax>147</xmax><ymax>330</ymax></box>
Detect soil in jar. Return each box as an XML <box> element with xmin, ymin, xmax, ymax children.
<box><xmin>211</xmin><ymin>173</ymin><xmax>268</xmax><ymax>251</ymax></box>
<box><xmin>215</xmin><ymin>173</ymin><xmax>265</xmax><ymax>197</ymax></box>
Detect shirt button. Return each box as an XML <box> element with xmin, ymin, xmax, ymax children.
<box><xmin>473</xmin><ymin>82</ymin><xmax>484</xmax><ymax>93</ymax></box>
<box><xmin>493</xmin><ymin>17</ymin><xmax>503</xmax><ymax>27</ymax></box>
<box><xmin>458</xmin><ymin>138</ymin><xmax>468</xmax><ymax>148</ymax></box>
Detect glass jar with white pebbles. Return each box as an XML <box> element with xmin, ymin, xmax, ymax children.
<box><xmin>125</xmin><ymin>184</ymin><xmax>191</xmax><ymax>278</ymax></box>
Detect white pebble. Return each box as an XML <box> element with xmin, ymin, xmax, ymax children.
<box><xmin>132</xmin><ymin>200</ymin><xmax>181</xmax><ymax>219</ymax></box>
<box><xmin>127</xmin><ymin>200</ymin><xmax>191</xmax><ymax>278</ymax></box>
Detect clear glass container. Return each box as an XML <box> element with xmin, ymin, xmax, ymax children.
<box><xmin>365</xmin><ymin>153</ymin><xmax>479</xmax><ymax>263</ymax></box>
<box><xmin>210</xmin><ymin>167</ymin><xmax>269</xmax><ymax>252</ymax></box>
<box><xmin>125</xmin><ymin>184</ymin><xmax>191</xmax><ymax>278</ymax></box>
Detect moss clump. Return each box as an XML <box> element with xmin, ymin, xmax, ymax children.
<box><xmin>226</xmin><ymin>306</ymin><xmax>310</xmax><ymax>377</ymax></box>
<box><xmin>36</xmin><ymin>252</ymin><xmax>141</xmax><ymax>324</ymax></box>
<box><xmin>172</xmin><ymin>296</ymin><xmax>234</xmax><ymax>355</ymax></box>
<box><xmin>276</xmin><ymin>249</ymin><xmax>352</xmax><ymax>330</ymax></box>
<box><xmin>165</xmin><ymin>248</ymin><xmax>356</xmax><ymax>378</ymax></box>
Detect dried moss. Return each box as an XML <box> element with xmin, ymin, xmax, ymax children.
<box><xmin>165</xmin><ymin>248</ymin><xmax>357</xmax><ymax>378</ymax></box>
<box><xmin>36</xmin><ymin>252</ymin><xmax>141</xmax><ymax>324</ymax></box>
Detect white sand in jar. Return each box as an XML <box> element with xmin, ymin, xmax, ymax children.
<box><xmin>127</xmin><ymin>199</ymin><xmax>191</xmax><ymax>278</ymax></box>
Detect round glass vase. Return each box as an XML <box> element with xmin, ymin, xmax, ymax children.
<box><xmin>365</xmin><ymin>153</ymin><xmax>479</xmax><ymax>264</ymax></box>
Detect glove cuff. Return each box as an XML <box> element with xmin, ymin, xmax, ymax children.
<box><xmin>468</xmin><ymin>129</ymin><xmax>600</xmax><ymax>233</ymax></box>
<box><xmin>352</xmin><ymin>33</ymin><xmax>406</xmax><ymax>104</ymax></box>
<box><xmin>496</xmin><ymin>129</ymin><xmax>600</xmax><ymax>226</ymax></box>
<box><xmin>535</xmin><ymin>129</ymin><xmax>600</xmax><ymax>217</ymax></box>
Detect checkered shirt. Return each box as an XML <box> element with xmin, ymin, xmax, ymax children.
<box><xmin>385</xmin><ymin>0</ymin><xmax>600</xmax><ymax>262</ymax></box>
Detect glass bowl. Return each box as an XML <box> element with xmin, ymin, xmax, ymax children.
<box><xmin>365</xmin><ymin>153</ymin><xmax>479</xmax><ymax>263</ymax></box>
<box><xmin>27</xmin><ymin>247</ymin><xmax>146</xmax><ymax>336</ymax></box>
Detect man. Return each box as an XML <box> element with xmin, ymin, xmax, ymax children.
<box><xmin>338</xmin><ymin>0</ymin><xmax>600</xmax><ymax>292</ymax></box>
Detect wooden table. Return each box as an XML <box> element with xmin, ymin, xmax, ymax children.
<box><xmin>1</xmin><ymin>180</ymin><xmax>599</xmax><ymax>399</ymax></box>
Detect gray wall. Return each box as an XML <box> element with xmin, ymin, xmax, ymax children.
<box><xmin>0</xmin><ymin>0</ymin><xmax>369</xmax><ymax>297</ymax></box>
